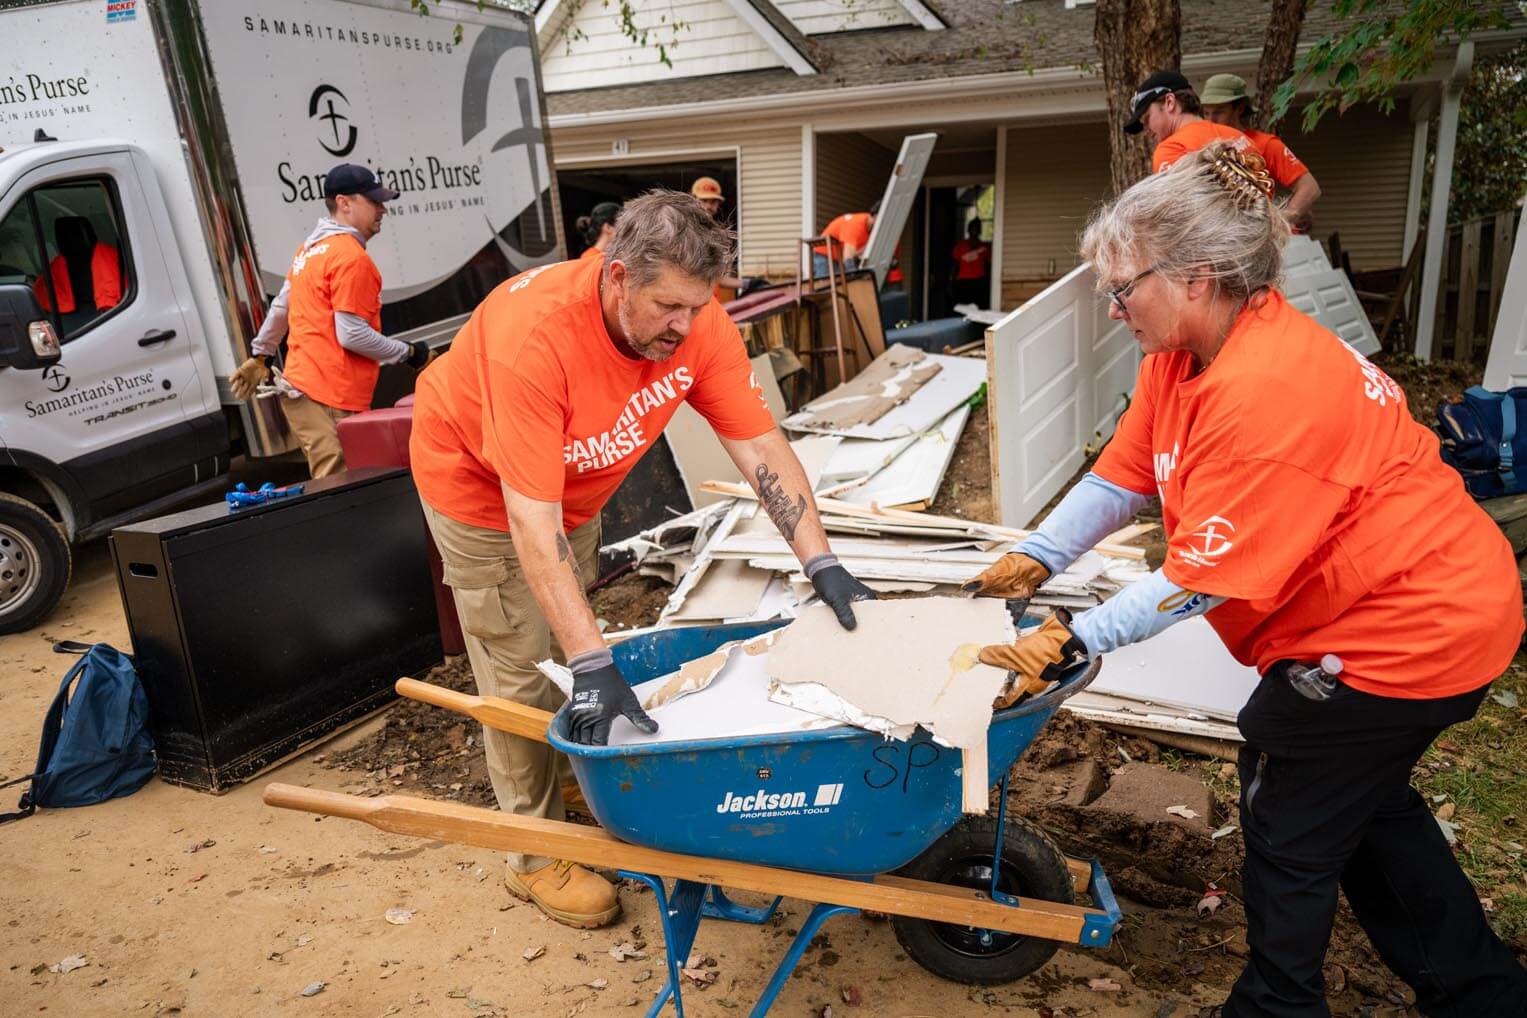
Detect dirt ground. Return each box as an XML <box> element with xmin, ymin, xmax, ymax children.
<box><xmin>0</xmin><ymin>354</ymin><xmax>1509</xmax><ymax>1017</ymax></box>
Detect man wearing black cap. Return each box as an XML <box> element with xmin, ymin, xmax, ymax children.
<box><xmin>1122</xmin><ymin>70</ymin><xmax>1248</xmax><ymax>175</ymax></box>
<box><xmin>228</xmin><ymin>163</ymin><xmax>435</xmax><ymax>477</ymax></box>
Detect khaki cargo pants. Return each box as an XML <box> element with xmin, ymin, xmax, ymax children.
<box><xmin>279</xmin><ymin>394</ymin><xmax>352</xmax><ymax>478</ymax></box>
<box><xmin>420</xmin><ymin>499</ymin><xmax>600</xmax><ymax>872</ymax></box>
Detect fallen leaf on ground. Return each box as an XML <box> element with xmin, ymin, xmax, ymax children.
<box><xmin>587</xmin><ymin>979</ymin><xmax>608</xmax><ymax>990</ymax></box>
<box><xmin>1323</xmin><ymin>962</ymin><xmax>1347</xmax><ymax>993</ymax></box>
<box><xmin>384</xmin><ymin>908</ymin><xmax>414</xmax><ymax>925</ymax></box>
<box><xmin>1437</xmin><ymin>817</ymin><xmax>1460</xmax><ymax>845</ymax></box>
<box><xmin>1166</xmin><ymin>805</ymin><xmax>1200</xmax><ymax>820</ymax></box>
<box><xmin>1088</xmin><ymin>977</ymin><xmax>1122</xmax><ymax>991</ymax></box>
<box><xmin>1436</xmin><ymin>801</ymin><xmax>1457</xmax><ymax>821</ymax></box>
<box><xmin>50</xmin><ymin>954</ymin><xmax>88</xmax><ymax>974</ymax></box>
<box><xmin>522</xmin><ymin>946</ymin><xmax>545</xmax><ymax>962</ymax></box>
<box><xmin>841</xmin><ymin>985</ymin><xmax>862</xmax><ymax>1005</ymax></box>
<box><xmin>1211</xmin><ymin>824</ymin><xmax>1237</xmax><ymax>841</ymax></box>
<box><xmin>609</xmin><ymin>942</ymin><xmax>646</xmax><ymax>962</ymax></box>
<box><xmin>294</xmin><ymin>934</ymin><xmax>313</xmax><ymax>948</ymax></box>
<box><xmin>1492</xmin><ymin>689</ymin><xmax>1519</xmax><ymax>709</ymax></box>
<box><xmin>1198</xmin><ymin>892</ymin><xmax>1223</xmax><ymax>916</ymax></box>
<box><xmin>632</xmin><ymin>969</ymin><xmax>653</xmax><ymax>984</ymax></box>
<box><xmin>299</xmin><ymin>981</ymin><xmax>325</xmax><ymax>997</ymax></box>
<box><xmin>1480</xmin><ymin>896</ymin><xmax>1496</xmax><ymax>913</ymax></box>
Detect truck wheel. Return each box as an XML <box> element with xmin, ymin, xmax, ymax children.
<box><xmin>0</xmin><ymin>493</ymin><xmax>71</xmax><ymax>635</ymax></box>
<box><xmin>891</xmin><ymin>813</ymin><xmax>1074</xmax><ymax>985</ymax></box>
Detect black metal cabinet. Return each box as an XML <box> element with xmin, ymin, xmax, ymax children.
<box><xmin>110</xmin><ymin>468</ymin><xmax>442</xmax><ymax>792</ymax></box>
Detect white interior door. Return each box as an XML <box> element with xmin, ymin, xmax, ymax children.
<box><xmin>1281</xmin><ymin>268</ymin><xmax>1381</xmax><ymax>356</ymax></box>
<box><xmin>1483</xmin><ymin>221</ymin><xmax>1527</xmax><ymax>390</ymax></box>
<box><xmin>862</xmin><ymin>133</ymin><xmax>938</xmax><ymax>288</ymax></box>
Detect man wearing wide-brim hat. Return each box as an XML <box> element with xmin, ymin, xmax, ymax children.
<box><xmin>1202</xmin><ymin>73</ymin><xmax>1323</xmax><ymax>233</ymax></box>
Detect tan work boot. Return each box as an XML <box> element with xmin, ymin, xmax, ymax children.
<box><xmin>505</xmin><ymin>859</ymin><xmax>620</xmax><ymax>929</ymax></box>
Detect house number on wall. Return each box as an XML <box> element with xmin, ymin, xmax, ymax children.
<box><xmin>611</xmin><ymin>138</ymin><xmax>630</xmax><ymax>156</ymax></box>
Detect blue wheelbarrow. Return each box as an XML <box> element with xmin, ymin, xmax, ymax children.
<box><xmin>265</xmin><ymin>620</ymin><xmax>1121</xmax><ymax>1016</ymax></box>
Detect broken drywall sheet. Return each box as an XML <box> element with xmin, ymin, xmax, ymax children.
<box><xmin>763</xmin><ymin>598</ymin><xmax>1013</xmax><ymax>750</ymax></box>
<box><xmin>665</xmin><ymin>557</ymin><xmax>774</xmax><ymax>622</ymax></box>
<box><xmin>817</xmin><ymin>432</ymin><xmax>920</xmax><ymax>492</ymax></box>
<box><xmin>1086</xmin><ymin>616</ymin><xmax>1260</xmax><ymax>722</ymax></box>
<box><xmin>837</xmin><ymin>403</ymin><xmax>970</xmax><ymax>509</ymax></box>
<box><xmin>786</xmin><ymin>352</ymin><xmax>987</xmax><ymax>441</ymax></box>
<box><xmin>537</xmin><ymin>630</ymin><xmax>837</xmax><ymax>747</ymax></box>
<box><xmin>782</xmin><ymin>345</ymin><xmax>942</xmax><ymax>433</ymax></box>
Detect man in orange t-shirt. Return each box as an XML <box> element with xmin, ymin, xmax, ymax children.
<box><xmin>1122</xmin><ymin>69</ymin><xmax>1250</xmax><ymax>174</ymax></box>
<box><xmin>813</xmin><ymin>202</ymin><xmax>877</xmax><ymax>277</ymax></box>
<box><xmin>228</xmin><ymin>164</ymin><xmax>434</xmax><ymax>477</ymax></box>
<box><xmin>409</xmin><ymin>191</ymin><xmax>874</xmax><ymax>929</ymax></box>
<box><xmin>1201</xmin><ymin>73</ymin><xmax>1323</xmax><ymax>231</ymax></box>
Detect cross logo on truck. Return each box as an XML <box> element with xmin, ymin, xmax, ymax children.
<box><xmin>308</xmin><ymin>84</ymin><xmax>358</xmax><ymax>158</ymax></box>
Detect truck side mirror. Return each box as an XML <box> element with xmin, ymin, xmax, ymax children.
<box><xmin>0</xmin><ymin>282</ymin><xmax>63</xmax><ymax>370</ymax></box>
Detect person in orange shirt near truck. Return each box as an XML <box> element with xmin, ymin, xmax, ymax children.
<box><xmin>227</xmin><ymin>163</ymin><xmax>433</xmax><ymax>477</ymax></box>
<box><xmin>1122</xmin><ymin>69</ymin><xmax>1250</xmax><ymax>174</ymax></box>
<box><xmin>1201</xmin><ymin>73</ymin><xmax>1322</xmax><ymax>232</ymax></box>
<box><xmin>964</xmin><ymin>142</ymin><xmax>1527</xmax><ymax>1017</ymax></box>
<box><xmin>408</xmin><ymin>191</ymin><xmax>874</xmax><ymax>930</ymax></box>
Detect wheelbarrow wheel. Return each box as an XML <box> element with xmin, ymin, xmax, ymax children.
<box><xmin>891</xmin><ymin>813</ymin><xmax>1073</xmax><ymax>985</ymax></box>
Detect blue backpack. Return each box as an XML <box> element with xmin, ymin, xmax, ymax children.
<box><xmin>0</xmin><ymin>642</ymin><xmax>155</xmax><ymax>823</ymax></box>
<box><xmin>1436</xmin><ymin>386</ymin><xmax>1527</xmax><ymax>499</ymax></box>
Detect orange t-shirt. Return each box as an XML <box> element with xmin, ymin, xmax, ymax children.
<box><xmin>1093</xmin><ymin>291</ymin><xmax>1522</xmax><ymax>699</ymax></box>
<box><xmin>281</xmin><ymin>233</ymin><xmax>384</xmax><ymax>412</ymax></box>
<box><xmin>951</xmin><ymin>240</ymin><xmax>991</xmax><ymax>281</ymax></box>
<box><xmin>410</xmin><ymin>255</ymin><xmax>776</xmax><ymax>533</ymax></box>
<box><xmin>814</xmin><ymin>212</ymin><xmax>873</xmax><ymax>259</ymax></box>
<box><xmin>1242</xmin><ymin>128</ymin><xmax>1309</xmax><ymax>189</ymax></box>
<box><xmin>1152</xmin><ymin>120</ymin><xmax>1249</xmax><ymax>173</ymax></box>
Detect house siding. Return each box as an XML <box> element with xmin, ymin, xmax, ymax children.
<box><xmin>552</xmin><ymin>121</ymin><xmax>804</xmax><ymax>277</ymax></box>
<box><xmin>540</xmin><ymin>0</ymin><xmax>783</xmax><ymax>93</ymax></box>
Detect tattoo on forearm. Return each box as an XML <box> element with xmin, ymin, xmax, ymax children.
<box><xmin>555</xmin><ymin>532</ymin><xmax>574</xmax><ymax>565</ymax></box>
<box><xmin>755</xmin><ymin>462</ymin><xmax>807</xmax><ymax>543</ymax></box>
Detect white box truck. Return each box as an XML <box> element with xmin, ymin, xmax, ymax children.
<box><xmin>0</xmin><ymin>0</ymin><xmax>562</xmax><ymax>632</ymax></box>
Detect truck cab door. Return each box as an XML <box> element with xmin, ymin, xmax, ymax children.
<box><xmin>0</xmin><ymin>148</ymin><xmax>227</xmax><ymax>529</ymax></box>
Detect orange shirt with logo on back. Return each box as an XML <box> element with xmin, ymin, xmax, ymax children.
<box><xmin>281</xmin><ymin>233</ymin><xmax>384</xmax><ymax>412</ymax></box>
<box><xmin>410</xmin><ymin>255</ymin><xmax>776</xmax><ymax>533</ymax></box>
<box><xmin>1152</xmin><ymin>120</ymin><xmax>1249</xmax><ymax>173</ymax></box>
<box><xmin>814</xmin><ymin>212</ymin><xmax>873</xmax><ymax>259</ymax></box>
<box><xmin>1093</xmin><ymin>291</ymin><xmax>1521</xmax><ymax>699</ymax></box>
<box><xmin>1242</xmin><ymin>128</ymin><xmax>1309</xmax><ymax>189</ymax></box>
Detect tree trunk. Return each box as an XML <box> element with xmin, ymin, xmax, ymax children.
<box><xmin>1094</xmin><ymin>0</ymin><xmax>1183</xmax><ymax>196</ymax></box>
<box><xmin>1255</xmin><ymin>0</ymin><xmax>1308</xmax><ymax>127</ymax></box>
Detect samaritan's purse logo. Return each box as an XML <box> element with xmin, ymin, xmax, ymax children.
<box><xmin>309</xmin><ymin>84</ymin><xmax>357</xmax><ymax>157</ymax></box>
<box><xmin>1177</xmin><ymin>515</ymin><xmax>1235</xmax><ymax>568</ymax></box>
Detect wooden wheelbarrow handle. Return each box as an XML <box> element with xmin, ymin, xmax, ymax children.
<box><xmin>395</xmin><ymin>678</ymin><xmax>555</xmax><ymax>744</ymax></box>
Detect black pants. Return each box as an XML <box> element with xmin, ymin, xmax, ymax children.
<box><xmin>1224</xmin><ymin>666</ymin><xmax>1527</xmax><ymax>1017</ymax></box>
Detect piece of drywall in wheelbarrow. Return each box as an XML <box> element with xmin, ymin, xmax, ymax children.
<box><xmin>764</xmin><ymin>598</ymin><xmax>1016</xmax><ymax>813</ymax></box>
<box><xmin>1483</xmin><ymin>220</ymin><xmax>1527</xmax><ymax>389</ymax></box>
<box><xmin>988</xmin><ymin>264</ymin><xmax>1139</xmax><ymax>528</ymax></box>
<box><xmin>1281</xmin><ymin>268</ymin><xmax>1380</xmax><ymax>356</ymax></box>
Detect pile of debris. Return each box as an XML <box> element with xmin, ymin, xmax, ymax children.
<box><xmin>601</xmin><ymin>344</ymin><xmax>1151</xmax><ymax>638</ymax></box>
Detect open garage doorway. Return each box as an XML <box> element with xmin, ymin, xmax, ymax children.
<box><xmin>557</xmin><ymin>156</ymin><xmax>739</xmax><ymax>258</ymax></box>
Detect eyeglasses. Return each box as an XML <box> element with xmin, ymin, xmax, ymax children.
<box><xmin>1106</xmin><ymin>266</ymin><xmax>1159</xmax><ymax>316</ymax></box>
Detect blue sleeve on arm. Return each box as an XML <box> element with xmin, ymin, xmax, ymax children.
<box><xmin>1068</xmin><ymin>568</ymin><xmax>1226</xmax><ymax>656</ymax></box>
<box><xmin>1017</xmin><ymin>472</ymin><xmax>1152</xmax><ymax>575</ymax></box>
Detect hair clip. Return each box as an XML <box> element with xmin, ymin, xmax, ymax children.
<box><xmin>1208</xmin><ymin>147</ymin><xmax>1275</xmax><ymax>211</ymax></box>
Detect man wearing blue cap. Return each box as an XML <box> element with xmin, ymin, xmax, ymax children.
<box><xmin>228</xmin><ymin>163</ymin><xmax>435</xmax><ymax>477</ymax></box>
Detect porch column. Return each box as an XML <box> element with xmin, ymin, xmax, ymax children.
<box><xmin>991</xmin><ymin>125</ymin><xmax>1008</xmax><ymax>312</ymax></box>
<box><xmin>801</xmin><ymin>124</ymin><xmax>815</xmax><ymax>278</ymax></box>
<box><xmin>1415</xmin><ymin>41</ymin><xmax>1474</xmax><ymax>360</ymax></box>
<box><xmin>1402</xmin><ymin>96</ymin><xmax>1432</xmax><ymax>258</ymax></box>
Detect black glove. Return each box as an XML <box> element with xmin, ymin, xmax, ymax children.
<box><xmin>805</xmin><ymin>554</ymin><xmax>876</xmax><ymax>631</ymax></box>
<box><xmin>404</xmin><ymin>340</ymin><xmax>434</xmax><ymax>369</ymax></box>
<box><xmin>566</xmin><ymin>650</ymin><xmax>657</xmax><ymax>746</ymax></box>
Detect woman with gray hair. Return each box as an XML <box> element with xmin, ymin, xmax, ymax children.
<box><xmin>964</xmin><ymin>142</ymin><xmax>1527</xmax><ymax>1016</ymax></box>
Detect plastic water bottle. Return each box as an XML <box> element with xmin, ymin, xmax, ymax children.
<box><xmin>1287</xmin><ymin>654</ymin><xmax>1343</xmax><ymax>701</ymax></box>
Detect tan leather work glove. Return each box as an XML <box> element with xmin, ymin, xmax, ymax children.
<box><xmin>229</xmin><ymin>356</ymin><xmax>270</xmax><ymax>401</ymax></box>
<box><xmin>979</xmin><ymin>610</ymin><xmax>1087</xmax><ymax>708</ymax></box>
<box><xmin>962</xmin><ymin>552</ymin><xmax>1050</xmax><ymax>599</ymax></box>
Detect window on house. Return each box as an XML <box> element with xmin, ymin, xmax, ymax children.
<box><xmin>0</xmin><ymin>178</ymin><xmax>134</xmax><ymax>343</ymax></box>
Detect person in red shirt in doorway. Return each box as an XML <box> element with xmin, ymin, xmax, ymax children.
<box><xmin>1122</xmin><ymin>69</ymin><xmax>1250</xmax><ymax>174</ymax></box>
<box><xmin>1201</xmin><ymin>73</ymin><xmax>1322</xmax><ymax>233</ymax></box>
<box><xmin>964</xmin><ymin>142</ymin><xmax>1527</xmax><ymax>1017</ymax></box>
<box><xmin>408</xmin><ymin>190</ymin><xmax>874</xmax><ymax>931</ymax></box>
<box><xmin>227</xmin><ymin>163</ymin><xmax>434</xmax><ymax>477</ymax></box>
<box><xmin>948</xmin><ymin>218</ymin><xmax>991</xmax><ymax>309</ymax></box>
